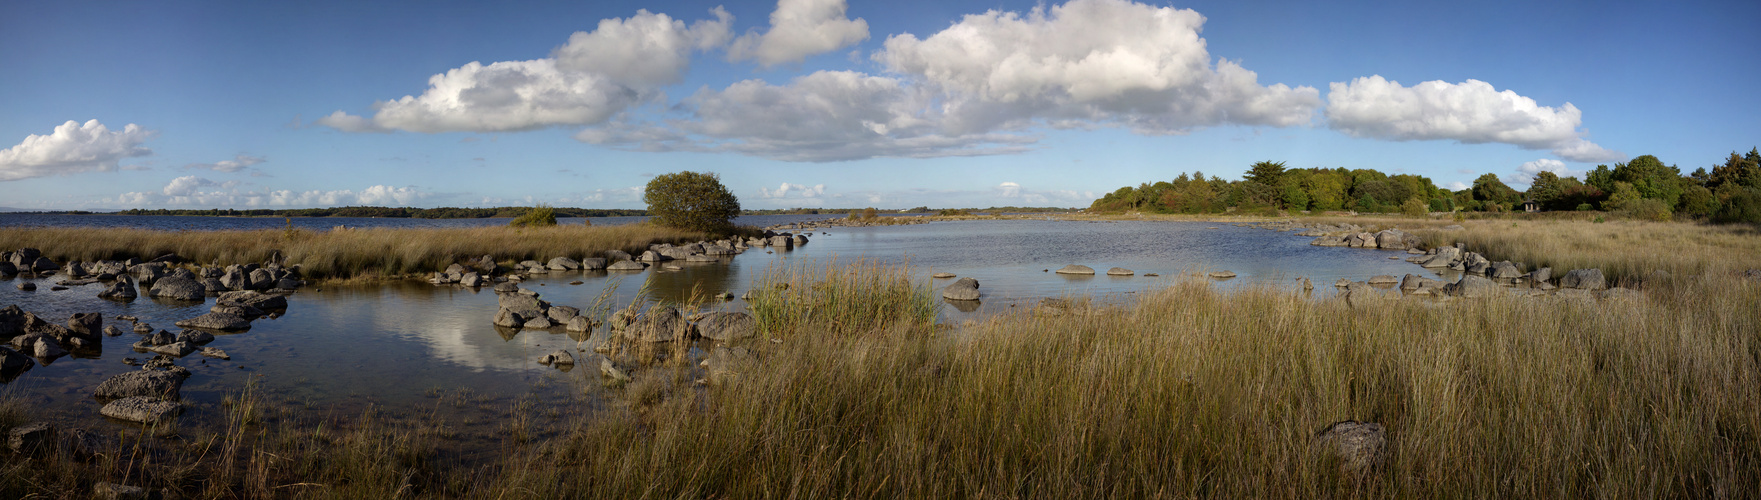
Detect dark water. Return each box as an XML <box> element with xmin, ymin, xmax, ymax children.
<box><xmin>0</xmin><ymin>216</ymin><xmax>1445</xmax><ymax>440</ymax></box>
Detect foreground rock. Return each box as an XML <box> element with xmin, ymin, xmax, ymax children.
<box><xmin>148</xmin><ymin>276</ymin><xmax>206</xmax><ymax>301</ymax></box>
<box><xmin>99</xmin><ymin>276</ymin><xmax>139</xmax><ymax>301</ymax></box>
<box><xmin>1443</xmin><ymin>275</ymin><xmax>1502</xmax><ymax>298</ymax></box>
<box><xmin>942</xmin><ymin>277</ymin><xmax>981</xmax><ymax>301</ymax></box>
<box><xmin>100</xmin><ymin>396</ymin><xmax>183</xmax><ymax>424</ymax></box>
<box><xmin>621</xmin><ymin>307</ymin><xmax>692</xmax><ymax>342</ymax></box>
<box><xmin>218</xmin><ymin>290</ymin><xmax>287</xmax><ymax>310</ymax></box>
<box><xmin>1054</xmin><ymin>264</ymin><xmax>1095</xmax><ymax>275</ymax></box>
<box><xmin>696</xmin><ymin>312</ymin><xmax>757</xmax><ymax>341</ymax></box>
<box><xmin>1314</xmin><ymin>420</ymin><xmax>1386</xmax><ymax>476</ymax></box>
<box><xmin>0</xmin><ymin>346</ymin><xmax>34</xmax><ymax>381</ymax></box>
<box><xmin>1560</xmin><ymin>268</ymin><xmax>1606</xmax><ymax>290</ymax></box>
<box><xmin>175</xmin><ymin>312</ymin><xmax>251</xmax><ymax>331</ymax></box>
<box><xmin>93</xmin><ymin>370</ymin><xmax>184</xmax><ymax>400</ymax></box>
<box><xmin>607</xmin><ymin>260</ymin><xmax>647</xmax><ymax>271</ymax></box>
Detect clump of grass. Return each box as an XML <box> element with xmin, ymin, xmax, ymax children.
<box><xmin>1395</xmin><ymin>218</ymin><xmax>1761</xmax><ymax>282</ymax></box>
<box><xmin>745</xmin><ymin>257</ymin><xmax>940</xmax><ymax>338</ymax></box>
<box><xmin>0</xmin><ymin>223</ymin><xmax>708</xmax><ymax>281</ymax></box>
<box><xmin>508</xmin><ymin>204</ymin><xmax>557</xmax><ymax>227</ymax></box>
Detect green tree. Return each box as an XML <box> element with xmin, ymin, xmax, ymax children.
<box><xmin>643</xmin><ymin>171</ymin><xmax>741</xmax><ymax>232</ymax></box>
<box><xmin>1471</xmin><ymin>174</ymin><xmax>1521</xmax><ymax>208</ymax></box>
<box><xmin>508</xmin><ymin>204</ymin><xmax>557</xmax><ymax>227</ymax></box>
<box><xmin>1279</xmin><ymin>180</ymin><xmax>1309</xmax><ymax>211</ymax></box>
<box><xmin>1245</xmin><ymin>161</ymin><xmax>1287</xmax><ymax>187</ymax></box>
<box><xmin>1527</xmin><ymin>171</ymin><xmax>1565</xmax><ymax>210</ymax></box>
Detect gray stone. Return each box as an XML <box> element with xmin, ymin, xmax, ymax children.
<box><xmin>538</xmin><ymin>349</ymin><xmax>575</xmax><ymax>365</ymax></box>
<box><xmin>1106</xmin><ymin>267</ymin><xmax>1134</xmax><ymax>276</ymax></box>
<box><xmin>247</xmin><ymin>268</ymin><xmax>276</xmax><ymax>290</ymax></box>
<box><xmin>600</xmin><ymin>358</ymin><xmax>632</xmax><ymax>383</ymax></box>
<box><xmin>1490</xmin><ymin>261</ymin><xmax>1524</xmax><ymax>279</ymax></box>
<box><xmin>16</xmin><ymin>282</ymin><xmax>35</xmax><ymax>291</ymax></box>
<box><xmin>547</xmin><ymin>305</ymin><xmax>580</xmax><ymax>323</ymax></box>
<box><xmin>565</xmin><ymin>315</ymin><xmax>595</xmax><ymax>332</ymax></box>
<box><xmin>1314</xmin><ymin>421</ymin><xmax>1386</xmax><ymax>476</ymax></box>
<box><xmin>1054</xmin><ymin>264</ymin><xmax>1095</xmax><ymax>275</ymax></box>
<box><xmin>607</xmin><ymin>260</ymin><xmax>647</xmax><ymax>271</ymax></box>
<box><xmin>579</xmin><ymin>258</ymin><xmax>607</xmax><ymax>270</ymax></box>
<box><xmin>0</xmin><ymin>346</ymin><xmax>34</xmax><ymax>380</ymax></box>
<box><xmin>1560</xmin><ymin>268</ymin><xmax>1606</xmax><ymax>290</ymax></box>
<box><xmin>67</xmin><ymin>312</ymin><xmax>103</xmax><ymax>339</ymax></box>
<box><xmin>1528</xmin><ymin>267</ymin><xmax>1552</xmax><ymax>284</ymax></box>
<box><xmin>493</xmin><ymin>308</ymin><xmax>524</xmax><ymax>328</ymax></box>
<box><xmin>522</xmin><ymin>316</ymin><xmax>554</xmax><ymax>329</ymax></box>
<box><xmin>148</xmin><ymin>341</ymin><xmax>195</xmax><ymax>357</ymax></box>
<box><xmin>175</xmin><ymin>330</ymin><xmax>215</xmax><ymax>345</ymax></box>
<box><xmin>1374</xmin><ymin>229</ymin><xmax>1410</xmax><ymax>250</ymax></box>
<box><xmin>219</xmin><ymin>290</ymin><xmax>287</xmax><ymax>310</ymax></box>
<box><xmin>623</xmin><ymin>307</ymin><xmax>692</xmax><ymax>342</ymax></box>
<box><xmin>7</xmin><ymin>422</ymin><xmax>53</xmax><ymax>454</ymax></box>
<box><xmin>459</xmin><ymin>272</ymin><xmax>482</xmax><ymax>287</ymax></box>
<box><xmin>498</xmin><ymin>293</ymin><xmax>548</xmax><ymax>319</ymax></box>
<box><xmin>100</xmin><ymin>396</ymin><xmax>183</xmax><ymax>424</ymax></box>
<box><xmin>547</xmin><ymin>257</ymin><xmax>581</xmax><ymax>270</ymax></box>
<box><xmin>1208</xmin><ymin>270</ymin><xmax>1237</xmax><ymax>279</ymax></box>
<box><xmin>697</xmin><ymin>312</ymin><xmax>757</xmax><ymax>341</ymax></box>
<box><xmin>103</xmin><ymin>325</ymin><xmax>126</xmax><ymax>337</ymax></box>
<box><xmin>1444</xmin><ymin>275</ymin><xmax>1502</xmax><ymax>298</ymax></box>
<box><xmin>211</xmin><ymin>302</ymin><xmax>265</xmax><ymax>319</ymax></box>
<box><xmin>200</xmin><ymin>347</ymin><xmax>230</xmax><ymax>360</ymax></box>
<box><xmin>942</xmin><ymin>277</ymin><xmax>981</xmax><ymax>301</ymax></box>
<box><xmin>174</xmin><ymin>312</ymin><xmax>251</xmax><ymax>331</ymax></box>
<box><xmin>1366</xmin><ymin>275</ymin><xmax>1398</xmax><ymax>284</ymax></box>
<box><xmin>148</xmin><ymin>276</ymin><xmax>206</xmax><ymax>301</ymax></box>
<box><xmin>93</xmin><ymin>370</ymin><xmax>184</xmax><ymax>400</ymax></box>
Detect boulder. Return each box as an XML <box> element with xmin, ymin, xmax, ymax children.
<box><xmin>175</xmin><ymin>312</ymin><xmax>251</xmax><ymax>331</ymax></box>
<box><xmin>1106</xmin><ymin>267</ymin><xmax>1134</xmax><ymax>276</ymax></box>
<box><xmin>522</xmin><ymin>316</ymin><xmax>554</xmax><ymax>329</ymax></box>
<box><xmin>623</xmin><ymin>307</ymin><xmax>692</xmax><ymax>342</ymax></box>
<box><xmin>697</xmin><ymin>312</ymin><xmax>757</xmax><ymax>341</ymax></box>
<box><xmin>200</xmin><ymin>347</ymin><xmax>230</xmax><ymax>360</ymax></box>
<box><xmin>637</xmin><ymin>250</ymin><xmax>670</xmax><ymax>262</ymax></box>
<box><xmin>1444</xmin><ymin>275</ymin><xmax>1501</xmax><ymax>298</ymax></box>
<box><xmin>0</xmin><ymin>346</ymin><xmax>34</xmax><ymax>381</ymax></box>
<box><xmin>1528</xmin><ymin>267</ymin><xmax>1552</xmax><ymax>284</ymax></box>
<box><xmin>1374</xmin><ymin>229</ymin><xmax>1409</xmax><ymax>250</ymax></box>
<box><xmin>16</xmin><ymin>282</ymin><xmax>35</xmax><ymax>291</ymax></box>
<box><xmin>1560</xmin><ymin>269</ymin><xmax>1606</xmax><ymax>290</ymax></box>
<box><xmin>942</xmin><ymin>277</ymin><xmax>981</xmax><ymax>301</ymax></box>
<box><xmin>1054</xmin><ymin>264</ymin><xmax>1095</xmax><ymax>275</ymax></box>
<box><xmin>93</xmin><ymin>370</ymin><xmax>184</xmax><ymax>400</ymax></box>
<box><xmin>498</xmin><ymin>293</ymin><xmax>548</xmax><ymax>319</ymax></box>
<box><xmin>1365</xmin><ymin>275</ymin><xmax>1398</xmax><ymax>285</ymax></box>
<box><xmin>565</xmin><ymin>316</ymin><xmax>595</xmax><ymax>332</ymax></box>
<box><xmin>148</xmin><ymin>276</ymin><xmax>206</xmax><ymax>301</ymax></box>
<box><xmin>148</xmin><ymin>342</ymin><xmax>196</xmax><ymax>357</ymax></box>
<box><xmin>931</xmin><ymin>272</ymin><xmax>955</xmax><ymax>279</ymax></box>
<box><xmin>580</xmin><ymin>258</ymin><xmax>607</xmax><ymax>270</ymax></box>
<box><xmin>247</xmin><ymin>268</ymin><xmax>276</xmax><ymax>290</ymax></box>
<box><xmin>29</xmin><ymin>335</ymin><xmax>68</xmax><ymax>360</ymax></box>
<box><xmin>6</xmin><ymin>422</ymin><xmax>53</xmax><ymax>455</ymax></box>
<box><xmin>492</xmin><ymin>282</ymin><xmax>520</xmax><ymax>293</ymax></box>
<box><xmin>30</xmin><ymin>256</ymin><xmax>56</xmax><ymax>273</ymax></box>
<box><xmin>1343</xmin><ymin>282</ymin><xmax>1387</xmax><ymax>307</ymax></box>
<box><xmin>1313</xmin><ymin>421</ymin><xmax>1387</xmax><ymax>477</ymax></box>
<box><xmin>67</xmin><ymin>312</ymin><xmax>103</xmax><ymax>339</ymax></box>
<box><xmin>100</xmin><ymin>396</ymin><xmax>183</xmax><ymax>424</ymax></box>
<box><xmin>492</xmin><ymin>308</ymin><xmax>525</xmax><ymax>328</ymax></box>
<box><xmin>547</xmin><ymin>257</ymin><xmax>581</xmax><ymax>271</ymax></box>
<box><xmin>547</xmin><ymin>305</ymin><xmax>580</xmax><ymax>324</ymax></box>
<box><xmin>220</xmin><ymin>268</ymin><xmax>248</xmax><ymax>290</ymax></box>
<box><xmin>604</xmin><ymin>250</ymin><xmax>633</xmax><ymax>261</ymax></box>
<box><xmin>0</xmin><ymin>261</ymin><xmax>13</xmax><ymax>275</ymax></box>
<box><xmin>1310</xmin><ymin>235</ymin><xmax>1347</xmax><ymax>247</ymax></box>
<box><xmin>1346</xmin><ymin>232</ymin><xmax>1378</xmax><ymax>248</ymax></box>
<box><xmin>600</xmin><ymin>358</ymin><xmax>633</xmax><ymax>383</ymax></box>
<box><xmin>1490</xmin><ymin>261</ymin><xmax>1524</xmax><ymax>279</ymax></box>
<box><xmin>538</xmin><ymin>350</ymin><xmax>575</xmax><ymax>365</ymax></box>
<box><xmin>607</xmin><ymin>260</ymin><xmax>647</xmax><ymax>271</ymax></box>
<box><xmin>102</xmin><ymin>325</ymin><xmax>125</xmax><ymax>337</ymax></box>
<box><xmin>1208</xmin><ymin>270</ymin><xmax>1237</xmax><ymax>279</ymax></box>
<box><xmin>175</xmin><ymin>330</ymin><xmax>215</xmax><ymax>345</ymax></box>
<box><xmin>457</xmin><ymin>272</ymin><xmax>482</xmax><ymax>288</ymax></box>
<box><xmin>211</xmin><ymin>302</ymin><xmax>265</xmax><ymax>319</ymax></box>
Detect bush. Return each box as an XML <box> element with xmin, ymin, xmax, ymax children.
<box><xmin>508</xmin><ymin>205</ymin><xmax>557</xmax><ymax>227</ymax></box>
<box><xmin>1576</xmin><ymin>203</ymin><xmax>1594</xmax><ymax>211</ymax></box>
<box><xmin>1620</xmin><ymin>199</ymin><xmax>1672</xmax><ymax>221</ymax></box>
<box><xmin>1401</xmin><ymin>197</ymin><xmax>1428</xmax><ymax>218</ymax></box>
<box><xmin>644</xmin><ymin>171</ymin><xmax>741</xmax><ymax>233</ymax></box>
<box><xmin>1713</xmin><ymin>186</ymin><xmax>1761</xmax><ymax>224</ymax></box>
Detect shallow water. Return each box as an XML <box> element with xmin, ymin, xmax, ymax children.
<box><xmin>0</xmin><ymin>217</ymin><xmax>1446</xmax><ymax>438</ymax></box>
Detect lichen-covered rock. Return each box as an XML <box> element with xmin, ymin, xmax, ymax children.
<box><xmin>623</xmin><ymin>307</ymin><xmax>692</xmax><ymax>342</ymax></box>
<box><xmin>93</xmin><ymin>370</ymin><xmax>184</xmax><ymax>400</ymax></box>
<box><xmin>100</xmin><ymin>396</ymin><xmax>183</xmax><ymax>424</ymax></box>
<box><xmin>148</xmin><ymin>276</ymin><xmax>206</xmax><ymax>301</ymax></box>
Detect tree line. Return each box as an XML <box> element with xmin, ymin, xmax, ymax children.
<box><xmin>1088</xmin><ymin>148</ymin><xmax>1761</xmax><ymax>223</ymax></box>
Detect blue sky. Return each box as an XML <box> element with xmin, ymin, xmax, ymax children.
<box><xmin>1</xmin><ymin>0</ymin><xmax>1756</xmax><ymax>210</ymax></box>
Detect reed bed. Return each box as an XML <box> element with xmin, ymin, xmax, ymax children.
<box><xmin>3</xmin><ymin>223</ymin><xmax>1758</xmax><ymax>498</ymax></box>
<box><xmin>0</xmin><ymin>224</ymin><xmax>714</xmax><ymax>281</ymax></box>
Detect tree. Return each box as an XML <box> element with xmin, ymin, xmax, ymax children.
<box><xmin>1245</xmin><ymin>161</ymin><xmax>1287</xmax><ymax>187</ymax></box>
<box><xmin>1527</xmin><ymin>171</ymin><xmax>1565</xmax><ymax>209</ymax></box>
<box><xmin>1471</xmin><ymin>174</ymin><xmax>1520</xmax><ymax>207</ymax></box>
<box><xmin>643</xmin><ymin>171</ymin><xmax>741</xmax><ymax>232</ymax></box>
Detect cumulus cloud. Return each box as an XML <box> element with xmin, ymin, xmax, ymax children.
<box><xmin>1326</xmin><ymin>76</ymin><xmax>1624</xmax><ymax>163</ymax></box>
<box><xmin>1504</xmin><ymin>158</ymin><xmax>1580</xmax><ymax>188</ymax></box>
<box><xmin>875</xmin><ymin>0</ymin><xmax>1321</xmax><ymax>133</ymax></box>
<box><xmin>185</xmin><ymin>154</ymin><xmax>265</xmax><ymax>173</ymax></box>
<box><xmin>729</xmin><ymin>0</ymin><xmax>868</xmax><ymax>67</ymax></box>
<box><xmin>1444</xmin><ymin>181</ymin><xmax>1470</xmax><ymax>191</ymax></box>
<box><xmin>0</xmin><ymin>120</ymin><xmax>156</xmax><ymax>181</ymax></box>
<box><xmin>117</xmin><ymin>179</ymin><xmax>428</xmax><ymax>208</ymax></box>
<box><xmin>319</xmin><ymin>8</ymin><xmax>732</xmax><ymax>134</ymax></box>
<box><xmin>758</xmin><ymin>182</ymin><xmax>826</xmax><ymax>199</ymax></box>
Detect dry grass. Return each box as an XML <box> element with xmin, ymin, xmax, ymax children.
<box><xmin>0</xmin><ymin>224</ymin><xmax>715</xmax><ymax>280</ymax></box>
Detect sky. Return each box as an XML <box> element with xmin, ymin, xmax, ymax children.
<box><xmin>1</xmin><ymin>0</ymin><xmax>1757</xmax><ymax>210</ymax></box>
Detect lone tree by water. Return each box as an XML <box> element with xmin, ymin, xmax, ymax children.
<box><xmin>644</xmin><ymin>171</ymin><xmax>740</xmax><ymax>232</ymax></box>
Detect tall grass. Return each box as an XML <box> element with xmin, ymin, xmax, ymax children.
<box><xmin>745</xmin><ymin>257</ymin><xmax>940</xmax><ymax>338</ymax></box>
<box><xmin>1404</xmin><ymin>218</ymin><xmax>1760</xmax><ymax>283</ymax></box>
<box><xmin>0</xmin><ymin>224</ymin><xmax>710</xmax><ymax>280</ymax></box>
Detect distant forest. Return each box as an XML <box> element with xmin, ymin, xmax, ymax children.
<box><xmin>1089</xmin><ymin>148</ymin><xmax>1761</xmax><ymax>223</ymax></box>
<box><xmin>111</xmin><ymin>206</ymin><xmax>648</xmax><ymax>218</ymax></box>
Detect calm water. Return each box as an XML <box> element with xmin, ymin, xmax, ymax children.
<box><xmin>0</xmin><ymin>216</ymin><xmax>1445</xmax><ymax>439</ymax></box>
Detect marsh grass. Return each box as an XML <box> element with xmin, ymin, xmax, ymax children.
<box><xmin>0</xmin><ymin>224</ymin><xmax>711</xmax><ymax>281</ymax></box>
<box><xmin>745</xmin><ymin>257</ymin><xmax>940</xmax><ymax>338</ymax></box>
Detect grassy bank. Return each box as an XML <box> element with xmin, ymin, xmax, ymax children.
<box><xmin>0</xmin><ymin>224</ymin><xmax>721</xmax><ymax>281</ymax></box>
<box><xmin>3</xmin><ymin>221</ymin><xmax>1757</xmax><ymax>497</ymax></box>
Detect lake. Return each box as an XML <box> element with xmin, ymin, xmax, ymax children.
<box><xmin>0</xmin><ymin>215</ymin><xmax>1447</xmax><ymax>444</ymax></box>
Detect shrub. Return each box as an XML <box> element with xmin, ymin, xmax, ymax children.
<box><xmin>1620</xmin><ymin>198</ymin><xmax>1672</xmax><ymax>221</ymax></box>
<box><xmin>1401</xmin><ymin>197</ymin><xmax>1428</xmax><ymax>218</ymax></box>
<box><xmin>1576</xmin><ymin>203</ymin><xmax>1594</xmax><ymax>211</ymax></box>
<box><xmin>644</xmin><ymin>171</ymin><xmax>741</xmax><ymax>233</ymax></box>
<box><xmin>508</xmin><ymin>205</ymin><xmax>557</xmax><ymax>227</ymax></box>
<box><xmin>1712</xmin><ymin>186</ymin><xmax>1761</xmax><ymax>223</ymax></box>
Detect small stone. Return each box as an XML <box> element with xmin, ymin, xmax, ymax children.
<box><xmin>1208</xmin><ymin>270</ymin><xmax>1237</xmax><ymax>279</ymax></box>
<box><xmin>200</xmin><ymin>347</ymin><xmax>230</xmax><ymax>360</ymax></box>
<box><xmin>100</xmin><ymin>396</ymin><xmax>184</xmax><ymax>424</ymax></box>
<box><xmin>538</xmin><ymin>350</ymin><xmax>575</xmax><ymax>365</ymax></box>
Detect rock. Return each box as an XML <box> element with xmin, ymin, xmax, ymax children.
<box><xmin>459</xmin><ymin>272</ymin><xmax>482</xmax><ymax>287</ymax></box>
<box><xmin>1208</xmin><ymin>270</ymin><xmax>1237</xmax><ymax>279</ymax></box>
<box><xmin>600</xmin><ymin>358</ymin><xmax>632</xmax><ymax>383</ymax></box>
<box><xmin>522</xmin><ymin>316</ymin><xmax>555</xmax><ymax>329</ymax></box>
<box><xmin>67</xmin><ymin>312</ymin><xmax>103</xmax><ymax>339</ymax></box>
<box><xmin>493</xmin><ymin>308</ymin><xmax>525</xmax><ymax>328</ymax></box>
<box><xmin>1314</xmin><ymin>421</ymin><xmax>1387</xmax><ymax>476</ymax></box>
<box><xmin>92</xmin><ymin>482</ymin><xmax>149</xmax><ymax>500</ymax></box>
<box><xmin>148</xmin><ymin>276</ymin><xmax>206</xmax><ymax>301</ymax></box>
<box><xmin>175</xmin><ymin>312</ymin><xmax>251</xmax><ymax>331</ymax></box>
<box><xmin>1106</xmin><ymin>267</ymin><xmax>1134</xmax><ymax>276</ymax></box>
<box><xmin>133</xmin><ymin>322</ymin><xmax>153</xmax><ymax>334</ymax></box>
<box><xmin>200</xmin><ymin>347</ymin><xmax>230</xmax><ymax>360</ymax></box>
<box><xmin>493</xmin><ymin>282</ymin><xmax>520</xmax><ymax>293</ymax></box>
<box><xmin>1334</xmin><ymin>278</ymin><xmax>1351</xmax><ymax>288</ymax></box>
<box><xmin>7</xmin><ymin>422</ymin><xmax>53</xmax><ymax>454</ymax></box>
<box><xmin>623</xmin><ymin>307</ymin><xmax>692</xmax><ymax>342</ymax></box>
<box><xmin>1374</xmin><ymin>229</ymin><xmax>1410</xmax><ymax>250</ymax></box>
<box><xmin>607</xmin><ymin>260</ymin><xmax>647</xmax><ymax>271</ymax></box>
<box><xmin>16</xmin><ymin>282</ymin><xmax>35</xmax><ymax>291</ymax></box>
<box><xmin>604</xmin><ymin>250</ymin><xmax>633</xmax><ymax>261</ymax></box>
<box><xmin>247</xmin><ymin>268</ymin><xmax>276</xmax><ymax>290</ymax></box>
<box><xmin>100</xmin><ymin>396</ymin><xmax>183</xmax><ymax>424</ymax></box>
<box><xmin>697</xmin><ymin>312</ymin><xmax>757</xmax><ymax>341</ymax></box>
<box><xmin>1054</xmin><ymin>264</ymin><xmax>1095</xmax><ymax>275</ymax></box>
<box><xmin>1299</xmin><ymin>277</ymin><xmax>1314</xmax><ymax>290</ymax></box>
<box><xmin>1490</xmin><ymin>261</ymin><xmax>1524</xmax><ymax>279</ymax></box>
<box><xmin>103</xmin><ymin>325</ymin><xmax>125</xmax><ymax>337</ymax></box>
<box><xmin>1528</xmin><ymin>267</ymin><xmax>1552</xmax><ymax>284</ymax></box>
<box><xmin>579</xmin><ymin>258</ymin><xmax>607</xmax><ymax>270</ymax></box>
<box><xmin>637</xmin><ymin>250</ymin><xmax>670</xmax><ymax>262</ymax></box>
<box><xmin>538</xmin><ymin>350</ymin><xmax>575</xmax><ymax>365</ymax></box>
<box><xmin>0</xmin><ymin>346</ymin><xmax>34</xmax><ymax>381</ymax></box>
<box><xmin>140</xmin><ymin>330</ymin><xmax>176</xmax><ymax>346</ymax></box>
<box><xmin>1310</xmin><ymin>235</ymin><xmax>1348</xmax><ymax>247</ymax></box>
<box><xmin>547</xmin><ymin>257</ymin><xmax>581</xmax><ymax>271</ymax></box>
<box><xmin>175</xmin><ymin>330</ymin><xmax>215</xmax><ymax>345</ymax></box>
<box><xmin>942</xmin><ymin>277</ymin><xmax>981</xmax><ymax>301</ymax></box>
<box><xmin>93</xmin><ymin>370</ymin><xmax>184</xmax><ymax>400</ymax></box>
<box><xmin>30</xmin><ymin>335</ymin><xmax>68</xmax><ymax>360</ymax></box>
<box><xmin>148</xmin><ymin>341</ymin><xmax>195</xmax><ymax>357</ymax></box>
<box><xmin>220</xmin><ymin>268</ymin><xmax>248</xmax><ymax>290</ymax></box>
<box><xmin>1559</xmin><ymin>269</ymin><xmax>1606</xmax><ymax>290</ymax></box>
<box><xmin>931</xmin><ymin>272</ymin><xmax>955</xmax><ymax>279</ymax></box>
<box><xmin>1346</xmin><ymin>232</ymin><xmax>1378</xmax><ymax>248</ymax></box>
<box><xmin>548</xmin><ymin>305</ymin><xmax>581</xmax><ymax>323</ymax></box>
<box><xmin>1343</xmin><ymin>282</ymin><xmax>1387</xmax><ymax>307</ymax></box>
<box><xmin>211</xmin><ymin>302</ymin><xmax>265</xmax><ymax>319</ymax></box>
<box><xmin>1444</xmin><ymin>275</ymin><xmax>1501</xmax><ymax>298</ymax></box>
<box><xmin>565</xmin><ymin>316</ymin><xmax>595</xmax><ymax>332</ymax></box>
<box><xmin>498</xmin><ymin>293</ymin><xmax>548</xmax><ymax>319</ymax></box>
<box><xmin>1365</xmin><ymin>275</ymin><xmax>1398</xmax><ymax>284</ymax></box>
<box><xmin>99</xmin><ymin>276</ymin><xmax>139</xmax><ymax>300</ymax></box>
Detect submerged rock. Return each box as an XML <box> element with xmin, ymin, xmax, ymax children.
<box><xmin>93</xmin><ymin>370</ymin><xmax>184</xmax><ymax>400</ymax></box>
<box><xmin>1106</xmin><ymin>267</ymin><xmax>1134</xmax><ymax>276</ymax></box>
<box><xmin>174</xmin><ymin>312</ymin><xmax>251</xmax><ymax>331</ymax></box>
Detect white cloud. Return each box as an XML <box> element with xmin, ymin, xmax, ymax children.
<box><xmin>758</xmin><ymin>182</ymin><xmax>826</xmax><ymax>198</ymax></box>
<box><xmin>1505</xmin><ymin>158</ymin><xmax>1580</xmax><ymax>188</ymax></box>
<box><xmin>1325</xmin><ymin>76</ymin><xmax>1624</xmax><ymax>163</ymax></box>
<box><xmin>875</xmin><ymin>0</ymin><xmax>1320</xmax><ymax>133</ymax></box>
<box><xmin>996</xmin><ymin>182</ymin><xmax>1021</xmax><ymax>198</ymax></box>
<box><xmin>185</xmin><ymin>154</ymin><xmax>265</xmax><ymax>173</ymax></box>
<box><xmin>117</xmin><ymin>180</ymin><xmax>429</xmax><ymax>208</ymax></box>
<box><xmin>0</xmin><ymin>120</ymin><xmax>156</xmax><ymax>181</ymax></box>
<box><xmin>319</xmin><ymin>8</ymin><xmax>732</xmax><ymax>134</ymax></box>
<box><xmin>729</xmin><ymin>0</ymin><xmax>869</xmax><ymax>67</ymax></box>
<box><xmin>1444</xmin><ymin>181</ymin><xmax>1470</xmax><ymax>191</ymax></box>
<box><xmin>553</xmin><ymin>7</ymin><xmax>733</xmax><ymax>86</ymax></box>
